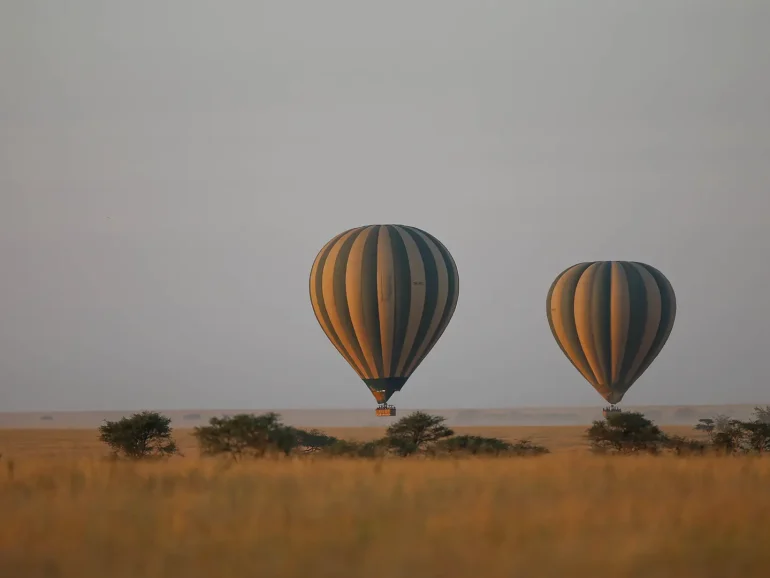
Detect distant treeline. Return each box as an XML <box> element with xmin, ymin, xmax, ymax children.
<box><xmin>94</xmin><ymin>406</ymin><xmax>770</xmax><ymax>460</ymax></box>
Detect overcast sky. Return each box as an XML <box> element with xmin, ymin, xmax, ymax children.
<box><xmin>1</xmin><ymin>1</ymin><xmax>769</xmax><ymax>411</ymax></box>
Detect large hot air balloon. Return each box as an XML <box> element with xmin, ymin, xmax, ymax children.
<box><xmin>545</xmin><ymin>261</ymin><xmax>676</xmax><ymax>413</ymax></box>
<box><xmin>309</xmin><ymin>225</ymin><xmax>459</xmax><ymax>416</ymax></box>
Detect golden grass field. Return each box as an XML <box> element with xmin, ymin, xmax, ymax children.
<box><xmin>1</xmin><ymin>426</ymin><xmax>768</xmax><ymax>577</ymax></box>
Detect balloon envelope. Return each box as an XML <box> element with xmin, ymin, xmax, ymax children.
<box><xmin>309</xmin><ymin>225</ymin><xmax>459</xmax><ymax>404</ymax></box>
<box><xmin>546</xmin><ymin>261</ymin><xmax>676</xmax><ymax>404</ymax></box>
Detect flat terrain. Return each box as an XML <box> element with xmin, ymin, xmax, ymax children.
<box><xmin>0</xmin><ymin>424</ymin><xmax>707</xmax><ymax>459</ymax></box>
<box><xmin>0</xmin><ymin>424</ymin><xmax>763</xmax><ymax>578</ymax></box>
<box><xmin>1</xmin><ymin>452</ymin><xmax>769</xmax><ymax>577</ymax></box>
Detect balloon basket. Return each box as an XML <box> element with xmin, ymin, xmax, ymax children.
<box><xmin>602</xmin><ymin>406</ymin><xmax>622</xmax><ymax>418</ymax></box>
<box><xmin>375</xmin><ymin>405</ymin><xmax>396</xmax><ymax>417</ymax></box>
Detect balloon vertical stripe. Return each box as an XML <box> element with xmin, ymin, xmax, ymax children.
<box><xmin>376</xmin><ymin>226</ymin><xmax>396</xmax><ymax>377</ymax></box>
<box><xmin>359</xmin><ymin>226</ymin><xmax>383</xmax><ymax>377</ymax></box>
<box><xmin>413</xmin><ymin>227</ymin><xmax>460</xmax><ymax>371</ymax></box>
<box><xmin>547</xmin><ymin>263</ymin><xmax>599</xmax><ymax>389</ymax></box>
<box><xmin>310</xmin><ymin>229</ymin><xmax>363</xmax><ymax>378</ymax></box>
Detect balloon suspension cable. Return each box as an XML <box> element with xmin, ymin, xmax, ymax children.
<box><xmin>375</xmin><ymin>403</ymin><xmax>397</xmax><ymax>417</ymax></box>
<box><xmin>602</xmin><ymin>404</ymin><xmax>622</xmax><ymax>417</ymax></box>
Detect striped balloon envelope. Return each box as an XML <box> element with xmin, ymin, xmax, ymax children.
<box><xmin>546</xmin><ymin>261</ymin><xmax>676</xmax><ymax>405</ymax></box>
<box><xmin>309</xmin><ymin>225</ymin><xmax>459</xmax><ymax>411</ymax></box>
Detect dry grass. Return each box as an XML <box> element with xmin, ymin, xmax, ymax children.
<box><xmin>0</xmin><ymin>427</ymin><xmax>765</xmax><ymax>577</ymax></box>
<box><xmin>1</xmin><ymin>455</ymin><xmax>769</xmax><ymax>577</ymax></box>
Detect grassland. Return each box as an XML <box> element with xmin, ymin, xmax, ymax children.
<box><xmin>1</xmin><ymin>427</ymin><xmax>768</xmax><ymax>577</ymax></box>
<box><xmin>0</xmin><ymin>424</ymin><xmax>707</xmax><ymax>459</ymax></box>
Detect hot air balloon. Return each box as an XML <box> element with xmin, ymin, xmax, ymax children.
<box><xmin>545</xmin><ymin>261</ymin><xmax>676</xmax><ymax>415</ymax></box>
<box><xmin>309</xmin><ymin>225</ymin><xmax>459</xmax><ymax>416</ymax></box>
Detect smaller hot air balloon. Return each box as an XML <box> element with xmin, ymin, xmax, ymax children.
<box><xmin>545</xmin><ymin>261</ymin><xmax>676</xmax><ymax>415</ymax></box>
<box><xmin>309</xmin><ymin>225</ymin><xmax>460</xmax><ymax>416</ymax></box>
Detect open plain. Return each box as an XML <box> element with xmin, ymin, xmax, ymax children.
<box><xmin>0</xmin><ymin>423</ymin><xmax>707</xmax><ymax>459</ymax></box>
<box><xmin>1</xmin><ymin>418</ymin><xmax>769</xmax><ymax>578</ymax></box>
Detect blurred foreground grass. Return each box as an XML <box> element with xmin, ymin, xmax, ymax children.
<box><xmin>1</xmin><ymin>455</ymin><xmax>769</xmax><ymax>577</ymax></box>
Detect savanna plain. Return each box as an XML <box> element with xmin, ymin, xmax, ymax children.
<box><xmin>1</xmin><ymin>426</ymin><xmax>769</xmax><ymax>578</ymax></box>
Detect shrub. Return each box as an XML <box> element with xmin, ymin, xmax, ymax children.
<box><xmin>294</xmin><ymin>428</ymin><xmax>340</xmax><ymax>453</ymax></box>
<box><xmin>586</xmin><ymin>411</ymin><xmax>669</xmax><ymax>455</ymax></box>
<box><xmin>194</xmin><ymin>413</ymin><xmax>290</xmax><ymax>459</ymax></box>
<box><xmin>753</xmin><ymin>406</ymin><xmax>770</xmax><ymax>425</ymax></box>
<box><xmin>693</xmin><ymin>408</ymin><xmax>770</xmax><ymax>455</ymax></box>
<box><xmin>712</xmin><ymin>420</ymin><xmax>770</xmax><ymax>455</ymax></box>
<box><xmin>435</xmin><ymin>435</ymin><xmax>549</xmax><ymax>456</ymax></box>
<box><xmin>437</xmin><ymin>434</ymin><xmax>512</xmax><ymax>455</ymax></box>
<box><xmin>192</xmin><ymin>413</ymin><xmax>341</xmax><ymax>459</ymax></box>
<box><xmin>385</xmin><ymin>411</ymin><xmax>454</xmax><ymax>456</ymax></box>
<box><xmin>666</xmin><ymin>435</ymin><xmax>709</xmax><ymax>456</ymax></box>
<box><xmin>694</xmin><ymin>413</ymin><xmax>731</xmax><ymax>437</ymax></box>
<box><xmin>322</xmin><ymin>439</ymin><xmax>388</xmax><ymax>458</ymax></box>
<box><xmin>98</xmin><ymin>411</ymin><xmax>178</xmax><ymax>459</ymax></box>
<box><xmin>508</xmin><ymin>438</ymin><xmax>550</xmax><ymax>456</ymax></box>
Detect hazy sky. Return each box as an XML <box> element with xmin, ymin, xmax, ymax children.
<box><xmin>1</xmin><ymin>1</ymin><xmax>769</xmax><ymax>412</ymax></box>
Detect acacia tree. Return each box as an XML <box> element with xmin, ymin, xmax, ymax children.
<box><xmin>193</xmin><ymin>413</ymin><xmax>340</xmax><ymax>459</ymax></box>
<box><xmin>385</xmin><ymin>411</ymin><xmax>454</xmax><ymax>456</ymax></box>
<box><xmin>693</xmin><ymin>408</ymin><xmax>770</xmax><ymax>454</ymax></box>
<box><xmin>711</xmin><ymin>409</ymin><xmax>770</xmax><ymax>455</ymax></box>
<box><xmin>753</xmin><ymin>406</ymin><xmax>770</xmax><ymax>425</ymax></box>
<box><xmin>98</xmin><ymin>411</ymin><xmax>178</xmax><ymax>459</ymax></box>
<box><xmin>586</xmin><ymin>411</ymin><xmax>669</xmax><ymax>455</ymax></box>
<box><xmin>194</xmin><ymin>413</ymin><xmax>290</xmax><ymax>459</ymax></box>
<box><xmin>434</xmin><ymin>435</ymin><xmax>550</xmax><ymax>456</ymax></box>
<box><xmin>294</xmin><ymin>428</ymin><xmax>340</xmax><ymax>453</ymax></box>
<box><xmin>437</xmin><ymin>434</ymin><xmax>513</xmax><ymax>455</ymax></box>
<box><xmin>324</xmin><ymin>438</ymin><xmax>389</xmax><ymax>458</ymax></box>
